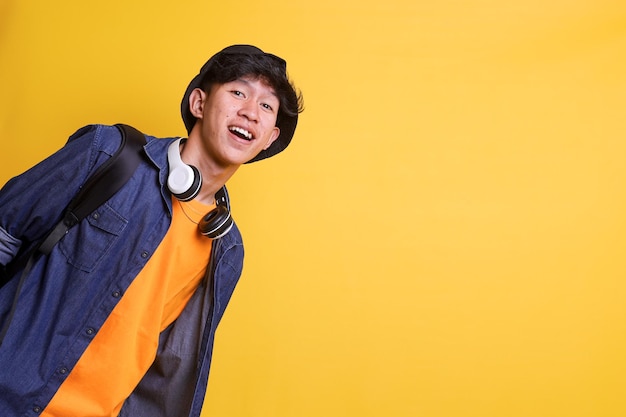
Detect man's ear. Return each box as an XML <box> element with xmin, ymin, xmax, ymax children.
<box><xmin>189</xmin><ymin>88</ymin><xmax>206</xmax><ymax>119</ymax></box>
<box><xmin>264</xmin><ymin>127</ymin><xmax>280</xmax><ymax>150</ymax></box>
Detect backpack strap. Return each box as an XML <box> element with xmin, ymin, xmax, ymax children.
<box><xmin>39</xmin><ymin>124</ymin><xmax>146</xmax><ymax>254</ymax></box>
<box><xmin>0</xmin><ymin>124</ymin><xmax>146</xmax><ymax>347</ymax></box>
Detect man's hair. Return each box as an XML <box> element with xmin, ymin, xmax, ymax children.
<box><xmin>199</xmin><ymin>52</ymin><xmax>304</xmax><ymax>127</ymax></box>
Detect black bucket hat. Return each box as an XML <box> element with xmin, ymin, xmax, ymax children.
<box><xmin>180</xmin><ymin>45</ymin><xmax>298</xmax><ymax>163</ymax></box>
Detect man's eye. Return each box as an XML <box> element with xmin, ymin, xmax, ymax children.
<box><xmin>232</xmin><ymin>90</ymin><xmax>244</xmax><ymax>97</ymax></box>
<box><xmin>261</xmin><ymin>103</ymin><xmax>274</xmax><ymax>111</ymax></box>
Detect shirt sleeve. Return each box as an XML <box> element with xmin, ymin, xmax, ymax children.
<box><xmin>0</xmin><ymin>226</ymin><xmax>21</xmax><ymax>266</ymax></box>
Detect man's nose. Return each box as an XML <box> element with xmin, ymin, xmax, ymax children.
<box><xmin>238</xmin><ymin>100</ymin><xmax>259</xmax><ymax>121</ymax></box>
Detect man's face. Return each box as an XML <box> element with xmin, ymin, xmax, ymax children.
<box><xmin>193</xmin><ymin>75</ymin><xmax>280</xmax><ymax>167</ymax></box>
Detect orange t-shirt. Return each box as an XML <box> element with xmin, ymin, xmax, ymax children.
<box><xmin>42</xmin><ymin>198</ymin><xmax>214</xmax><ymax>417</ymax></box>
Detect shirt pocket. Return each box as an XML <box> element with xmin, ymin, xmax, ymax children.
<box><xmin>58</xmin><ymin>203</ymin><xmax>128</xmax><ymax>273</ymax></box>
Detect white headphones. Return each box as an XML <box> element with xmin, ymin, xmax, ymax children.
<box><xmin>167</xmin><ymin>138</ymin><xmax>233</xmax><ymax>239</ymax></box>
<box><xmin>167</xmin><ymin>138</ymin><xmax>202</xmax><ymax>201</ymax></box>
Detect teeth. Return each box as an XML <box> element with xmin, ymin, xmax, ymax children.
<box><xmin>229</xmin><ymin>126</ymin><xmax>252</xmax><ymax>140</ymax></box>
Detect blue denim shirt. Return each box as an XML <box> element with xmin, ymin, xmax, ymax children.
<box><xmin>0</xmin><ymin>124</ymin><xmax>244</xmax><ymax>417</ymax></box>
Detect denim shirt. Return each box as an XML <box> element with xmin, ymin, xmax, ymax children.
<box><xmin>0</xmin><ymin>125</ymin><xmax>244</xmax><ymax>417</ymax></box>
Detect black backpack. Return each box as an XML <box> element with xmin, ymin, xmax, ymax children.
<box><xmin>0</xmin><ymin>124</ymin><xmax>146</xmax><ymax>346</ymax></box>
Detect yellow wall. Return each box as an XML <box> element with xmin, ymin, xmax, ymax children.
<box><xmin>2</xmin><ymin>1</ymin><xmax>626</xmax><ymax>416</ymax></box>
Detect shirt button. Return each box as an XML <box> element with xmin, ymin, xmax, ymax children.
<box><xmin>86</xmin><ymin>327</ymin><xmax>96</xmax><ymax>335</ymax></box>
<box><xmin>141</xmin><ymin>251</ymin><xmax>149</xmax><ymax>259</ymax></box>
<box><xmin>112</xmin><ymin>290</ymin><xmax>121</xmax><ymax>298</ymax></box>
<box><xmin>33</xmin><ymin>406</ymin><xmax>42</xmax><ymax>413</ymax></box>
<box><xmin>59</xmin><ymin>367</ymin><xmax>68</xmax><ymax>374</ymax></box>
<box><xmin>92</xmin><ymin>212</ymin><xmax>100</xmax><ymax>220</ymax></box>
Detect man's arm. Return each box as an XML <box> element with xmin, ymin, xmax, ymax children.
<box><xmin>0</xmin><ymin>125</ymin><xmax>120</xmax><ymax>267</ymax></box>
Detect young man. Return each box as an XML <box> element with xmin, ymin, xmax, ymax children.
<box><xmin>0</xmin><ymin>44</ymin><xmax>303</xmax><ymax>417</ymax></box>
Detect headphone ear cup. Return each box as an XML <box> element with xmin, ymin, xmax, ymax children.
<box><xmin>171</xmin><ymin>165</ymin><xmax>202</xmax><ymax>202</ymax></box>
<box><xmin>198</xmin><ymin>204</ymin><xmax>233</xmax><ymax>239</ymax></box>
<box><xmin>167</xmin><ymin>138</ymin><xmax>202</xmax><ymax>201</ymax></box>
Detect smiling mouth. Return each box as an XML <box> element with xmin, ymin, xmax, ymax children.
<box><xmin>229</xmin><ymin>126</ymin><xmax>253</xmax><ymax>141</ymax></box>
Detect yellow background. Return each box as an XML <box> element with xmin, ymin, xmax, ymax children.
<box><xmin>1</xmin><ymin>1</ymin><xmax>625</xmax><ymax>416</ymax></box>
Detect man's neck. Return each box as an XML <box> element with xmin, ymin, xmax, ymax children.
<box><xmin>178</xmin><ymin>137</ymin><xmax>239</xmax><ymax>205</ymax></box>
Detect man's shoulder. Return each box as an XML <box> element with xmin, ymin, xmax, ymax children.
<box><xmin>65</xmin><ymin>124</ymin><xmax>125</xmax><ymax>156</ymax></box>
<box><xmin>222</xmin><ymin>221</ymin><xmax>243</xmax><ymax>248</ymax></box>
<box><xmin>215</xmin><ymin>222</ymin><xmax>244</xmax><ymax>266</ymax></box>
<box><xmin>65</xmin><ymin>124</ymin><xmax>176</xmax><ymax>161</ymax></box>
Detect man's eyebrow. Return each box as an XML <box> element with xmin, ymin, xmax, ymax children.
<box><xmin>234</xmin><ymin>77</ymin><xmax>278</xmax><ymax>98</ymax></box>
